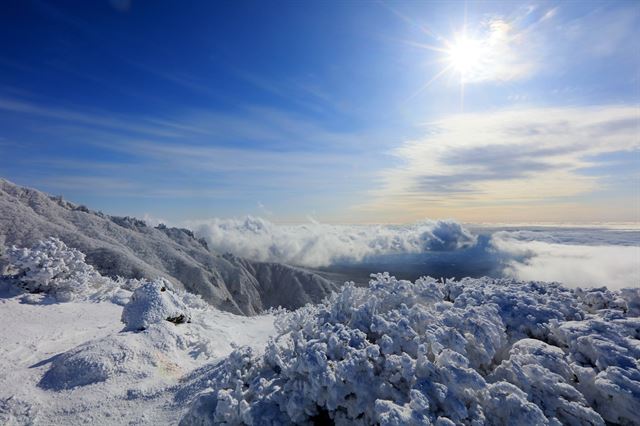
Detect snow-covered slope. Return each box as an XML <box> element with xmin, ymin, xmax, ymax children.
<box><xmin>0</xmin><ymin>242</ymin><xmax>276</xmax><ymax>424</ymax></box>
<box><xmin>0</xmin><ymin>281</ymin><xmax>275</xmax><ymax>425</ymax></box>
<box><xmin>0</xmin><ymin>179</ymin><xmax>338</xmax><ymax>315</ymax></box>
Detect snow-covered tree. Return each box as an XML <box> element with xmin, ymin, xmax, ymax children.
<box><xmin>4</xmin><ymin>237</ymin><xmax>106</xmax><ymax>301</ymax></box>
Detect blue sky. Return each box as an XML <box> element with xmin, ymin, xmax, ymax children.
<box><xmin>0</xmin><ymin>0</ymin><xmax>638</xmax><ymax>223</ymax></box>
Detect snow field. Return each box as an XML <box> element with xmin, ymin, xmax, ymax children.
<box><xmin>0</xmin><ymin>239</ymin><xmax>275</xmax><ymax>425</ymax></box>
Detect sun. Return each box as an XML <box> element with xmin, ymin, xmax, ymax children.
<box><xmin>407</xmin><ymin>19</ymin><xmax>516</xmax><ymax>107</ymax></box>
<box><xmin>446</xmin><ymin>36</ymin><xmax>483</xmax><ymax>78</ymax></box>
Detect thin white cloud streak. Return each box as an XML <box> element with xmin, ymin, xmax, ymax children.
<box><xmin>0</xmin><ymin>94</ymin><xmax>378</xmax><ymax>203</ymax></box>
<box><xmin>477</xmin><ymin>3</ymin><xmax>640</xmax><ymax>82</ymax></box>
<box><xmin>188</xmin><ymin>216</ymin><xmax>477</xmax><ymax>268</ymax></box>
<box><xmin>491</xmin><ymin>234</ymin><xmax>640</xmax><ymax>290</ymax></box>
<box><xmin>10</xmin><ymin>175</ymin><xmax>242</xmax><ymax>199</ymax></box>
<box><xmin>0</xmin><ymin>94</ymin><xmax>373</xmax><ymax>152</ymax></box>
<box><xmin>0</xmin><ymin>97</ymin><xmax>182</xmax><ymax>138</ymax></box>
<box><xmin>558</xmin><ymin>5</ymin><xmax>640</xmax><ymax>59</ymax></box>
<box><xmin>93</xmin><ymin>140</ymin><xmax>374</xmax><ymax>196</ymax></box>
<box><xmin>124</xmin><ymin>141</ymin><xmax>356</xmax><ymax>173</ymax></box>
<box><xmin>230</xmin><ymin>68</ymin><xmax>354</xmax><ymax>117</ymax></box>
<box><xmin>365</xmin><ymin>105</ymin><xmax>639</xmax><ymax>220</ymax></box>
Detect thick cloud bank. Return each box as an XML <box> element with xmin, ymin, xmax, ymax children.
<box><xmin>190</xmin><ymin>217</ymin><xmax>477</xmax><ymax>268</ymax></box>
<box><xmin>491</xmin><ymin>232</ymin><xmax>640</xmax><ymax>290</ymax></box>
<box><xmin>190</xmin><ymin>217</ymin><xmax>639</xmax><ymax>290</ymax></box>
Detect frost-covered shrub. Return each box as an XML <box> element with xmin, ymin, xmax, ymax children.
<box><xmin>620</xmin><ymin>287</ymin><xmax>640</xmax><ymax>316</ymax></box>
<box><xmin>575</xmin><ymin>287</ymin><xmax>629</xmax><ymax>314</ymax></box>
<box><xmin>489</xmin><ymin>339</ymin><xmax>603</xmax><ymax>424</ymax></box>
<box><xmin>88</xmin><ymin>275</ymin><xmax>142</xmax><ymax>306</ymax></box>
<box><xmin>444</xmin><ymin>277</ymin><xmax>583</xmax><ymax>342</ymax></box>
<box><xmin>3</xmin><ymin>237</ymin><xmax>108</xmax><ymax>301</ymax></box>
<box><xmin>182</xmin><ymin>274</ymin><xmax>638</xmax><ymax>426</ymax></box>
<box><xmin>121</xmin><ymin>279</ymin><xmax>192</xmax><ymax>331</ymax></box>
<box><xmin>549</xmin><ymin>316</ymin><xmax>640</xmax><ymax>424</ymax></box>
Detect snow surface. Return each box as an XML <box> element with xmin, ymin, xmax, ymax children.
<box><xmin>0</xmin><ymin>242</ymin><xmax>275</xmax><ymax>425</ymax></box>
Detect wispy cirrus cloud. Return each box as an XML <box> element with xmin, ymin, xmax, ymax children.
<box><xmin>0</xmin><ymin>93</ymin><xmax>378</xmax><ymax>217</ymax></box>
<box><xmin>0</xmin><ymin>94</ymin><xmax>371</xmax><ymax>151</ymax></box>
<box><xmin>0</xmin><ymin>96</ymin><xmax>183</xmax><ymax>138</ymax></box>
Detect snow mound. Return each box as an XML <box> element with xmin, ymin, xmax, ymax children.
<box><xmin>38</xmin><ymin>319</ymin><xmax>198</xmax><ymax>392</ymax></box>
<box><xmin>3</xmin><ymin>237</ymin><xmax>109</xmax><ymax>302</ymax></box>
<box><xmin>181</xmin><ymin>274</ymin><xmax>639</xmax><ymax>425</ymax></box>
<box><xmin>122</xmin><ymin>279</ymin><xmax>192</xmax><ymax>331</ymax></box>
<box><xmin>39</xmin><ymin>334</ymin><xmax>157</xmax><ymax>390</ymax></box>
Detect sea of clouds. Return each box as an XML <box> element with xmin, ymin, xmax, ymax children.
<box><xmin>490</xmin><ymin>231</ymin><xmax>640</xmax><ymax>290</ymax></box>
<box><xmin>187</xmin><ymin>216</ymin><xmax>478</xmax><ymax>268</ymax></box>
<box><xmin>185</xmin><ymin>216</ymin><xmax>639</xmax><ymax>290</ymax></box>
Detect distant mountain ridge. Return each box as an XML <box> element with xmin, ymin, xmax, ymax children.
<box><xmin>0</xmin><ymin>179</ymin><xmax>339</xmax><ymax>315</ymax></box>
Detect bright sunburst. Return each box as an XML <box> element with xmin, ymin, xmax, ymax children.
<box><xmin>445</xmin><ymin>35</ymin><xmax>483</xmax><ymax>79</ymax></box>
<box><xmin>409</xmin><ymin>19</ymin><xmax>519</xmax><ymax>107</ymax></box>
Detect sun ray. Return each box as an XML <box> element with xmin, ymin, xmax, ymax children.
<box><xmin>399</xmin><ymin>39</ymin><xmax>450</xmax><ymax>54</ymax></box>
<box><xmin>405</xmin><ymin>63</ymin><xmax>455</xmax><ymax>103</ymax></box>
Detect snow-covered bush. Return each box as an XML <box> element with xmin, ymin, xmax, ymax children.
<box><xmin>1</xmin><ymin>239</ymin><xmax>192</xmax><ymax>307</ymax></box>
<box><xmin>489</xmin><ymin>339</ymin><xmax>604</xmax><ymax>424</ymax></box>
<box><xmin>549</xmin><ymin>315</ymin><xmax>640</xmax><ymax>424</ymax></box>
<box><xmin>181</xmin><ymin>274</ymin><xmax>639</xmax><ymax>426</ymax></box>
<box><xmin>87</xmin><ymin>275</ymin><xmax>142</xmax><ymax>306</ymax></box>
<box><xmin>3</xmin><ymin>237</ymin><xmax>109</xmax><ymax>302</ymax></box>
<box><xmin>122</xmin><ymin>279</ymin><xmax>192</xmax><ymax>331</ymax></box>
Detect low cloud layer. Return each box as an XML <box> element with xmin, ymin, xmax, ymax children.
<box><xmin>491</xmin><ymin>233</ymin><xmax>640</xmax><ymax>290</ymax></box>
<box><xmin>188</xmin><ymin>216</ymin><xmax>639</xmax><ymax>290</ymax></box>
<box><xmin>189</xmin><ymin>216</ymin><xmax>476</xmax><ymax>268</ymax></box>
